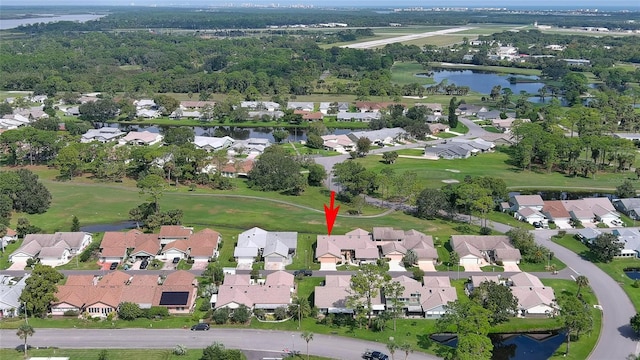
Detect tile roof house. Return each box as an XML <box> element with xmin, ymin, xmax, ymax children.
<box><xmin>160</xmin><ymin>228</ymin><xmax>221</xmax><ymax>262</ymax></box>
<box><xmin>240</xmin><ymin>101</ymin><xmax>281</xmax><ymax>111</ymax></box>
<box><xmin>1</xmin><ymin>228</ymin><xmax>17</xmax><ymax>250</ymax></box>
<box><xmin>541</xmin><ymin>200</ymin><xmax>572</xmax><ymax>229</ymax></box>
<box><xmin>220</xmin><ymin>160</ymin><xmax>254</xmax><ymax>178</ymax></box>
<box><xmin>355</xmin><ymin>101</ymin><xmax>404</xmax><ymax>113</ymax></box>
<box><xmin>293</xmin><ymin>109</ymin><xmax>324</xmax><ymax>121</ymax></box>
<box><xmin>10</xmin><ymin>232</ymin><xmax>92</xmax><ymax>267</ymax></box>
<box><xmin>51</xmin><ymin>270</ymin><xmax>198</xmax><ymax>318</ymax></box>
<box><xmin>287</xmin><ymin>102</ymin><xmax>314</xmax><ymax>111</ymax></box>
<box><xmin>428</xmin><ymin>123</ymin><xmax>449</xmax><ymax>135</ymax></box>
<box><xmin>119</xmin><ymin>131</ymin><xmax>163</xmax><ymax>146</ymax></box>
<box><xmin>508</xmin><ymin>272</ymin><xmax>556</xmax><ymax>317</ymax></box>
<box><xmin>509</xmin><ymin>194</ymin><xmax>547</xmax><ymax>225</ymax></box>
<box><xmin>158</xmin><ymin>226</ymin><xmax>193</xmax><ymax>245</ymax></box>
<box><xmin>385</xmin><ymin>275</ymin><xmax>457</xmax><ymax>318</ymax></box>
<box><xmin>319</xmin><ymin>102</ymin><xmax>349</xmax><ymax>114</ymax></box>
<box><xmin>212</xmin><ymin>271</ymin><xmax>294</xmax><ymax>311</ymax></box>
<box><xmin>321</xmin><ymin>134</ymin><xmax>356</xmax><ymax>154</ymax></box>
<box><xmin>424</xmin><ymin>139</ymin><xmax>495</xmax><ymax>160</ymax></box>
<box><xmin>456</xmin><ymin>104</ymin><xmax>487</xmax><ymax>116</ymax></box>
<box><xmin>234</xmin><ymin>227</ymin><xmax>298</xmax><ymax>270</ymax></box>
<box><xmin>336</xmin><ymin>112</ymin><xmax>382</xmax><ymax>122</ymax></box>
<box><xmin>553</xmin><ymin>197</ymin><xmax>620</xmax><ymax>226</ymax></box>
<box><xmin>315</xmin><ymin>274</ymin><xmax>384</xmax><ymax>314</ymax></box>
<box><xmin>450</xmin><ymin>235</ymin><xmax>521</xmax><ymax>267</ymax></box>
<box><xmin>81</xmin><ymin>127</ymin><xmax>125</xmax><ymax>143</ymax></box>
<box><xmin>315</xmin><ymin>228</ymin><xmax>379</xmax><ymax>271</ymax></box>
<box><xmin>374</xmin><ymin>227</ymin><xmax>438</xmax><ymax>271</ymax></box>
<box><xmin>180</xmin><ymin>101</ymin><xmax>216</xmax><ymax>109</ymax></box>
<box><xmin>0</xmin><ymin>274</ymin><xmax>29</xmax><ymax>318</ymax></box>
<box><xmin>414</xmin><ymin>103</ymin><xmax>443</xmax><ymax>115</ymax></box>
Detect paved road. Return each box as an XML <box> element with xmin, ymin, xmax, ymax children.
<box><xmin>341</xmin><ymin>27</ymin><xmax>475</xmax><ymax>49</ymax></box>
<box><xmin>0</xmin><ymin>328</ymin><xmax>440</xmax><ymax>360</ymax></box>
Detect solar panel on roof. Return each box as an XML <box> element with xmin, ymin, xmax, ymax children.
<box><xmin>159</xmin><ymin>291</ymin><xmax>189</xmax><ymax>306</ymax></box>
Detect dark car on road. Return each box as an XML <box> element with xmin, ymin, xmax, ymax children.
<box><xmin>191</xmin><ymin>323</ymin><xmax>210</xmax><ymax>331</ymax></box>
<box><xmin>293</xmin><ymin>270</ymin><xmax>312</xmax><ymax>277</ymax></box>
<box><xmin>362</xmin><ymin>350</ymin><xmax>389</xmax><ymax>360</ymax></box>
<box><xmin>109</xmin><ymin>262</ymin><xmax>118</xmax><ymax>270</ymax></box>
<box><xmin>139</xmin><ymin>260</ymin><xmax>149</xmax><ymax>270</ymax></box>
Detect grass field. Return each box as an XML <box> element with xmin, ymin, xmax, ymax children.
<box><xmin>390</xmin><ymin>62</ymin><xmax>434</xmax><ymax>86</ymax></box>
<box><xmin>354</xmin><ymin>148</ymin><xmax>638</xmax><ymax>191</ymax></box>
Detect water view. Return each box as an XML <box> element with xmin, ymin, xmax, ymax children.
<box><xmin>0</xmin><ymin>14</ymin><xmax>106</xmax><ymax>30</ymax></box>
<box><xmin>427</xmin><ymin>70</ymin><xmax>545</xmax><ymax>95</ymax></box>
<box><xmin>431</xmin><ymin>331</ymin><xmax>565</xmax><ymax>360</ymax></box>
<box><xmin>624</xmin><ymin>268</ymin><xmax>640</xmax><ymax>280</ymax></box>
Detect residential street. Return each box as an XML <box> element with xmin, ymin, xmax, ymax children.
<box><xmin>0</xmin><ymin>328</ymin><xmax>440</xmax><ymax>360</ymax></box>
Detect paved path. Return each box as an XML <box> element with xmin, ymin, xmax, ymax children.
<box><xmin>341</xmin><ymin>26</ymin><xmax>475</xmax><ymax>49</ymax></box>
<box><xmin>0</xmin><ymin>328</ymin><xmax>440</xmax><ymax>360</ymax></box>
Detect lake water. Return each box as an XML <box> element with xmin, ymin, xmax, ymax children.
<box><xmin>80</xmin><ymin>221</ymin><xmax>137</xmax><ymax>233</ymax></box>
<box><xmin>105</xmin><ymin>123</ymin><xmax>351</xmax><ymax>143</ymax></box>
<box><xmin>624</xmin><ymin>268</ymin><xmax>640</xmax><ymax>280</ymax></box>
<box><xmin>432</xmin><ymin>331</ymin><xmax>565</xmax><ymax>360</ymax></box>
<box><xmin>424</xmin><ymin>70</ymin><xmax>545</xmax><ymax>95</ymax></box>
<box><xmin>0</xmin><ymin>14</ymin><xmax>106</xmax><ymax>30</ymax></box>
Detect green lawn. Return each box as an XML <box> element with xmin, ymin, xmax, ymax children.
<box><xmin>391</xmin><ymin>61</ymin><xmax>435</xmax><ymax>86</ymax></box>
<box><xmin>355</xmin><ymin>148</ymin><xmax>637</xmax><ymax>191</ymax></box>
<box><xmin>0</xmin><ymin>240</ymin><xmax>22</xmax><ymax>269</ymax></box>
<box><xmin>481</xmin><ymin>265</ymin><xmax>503</xmax><ymax>272</ymax></box>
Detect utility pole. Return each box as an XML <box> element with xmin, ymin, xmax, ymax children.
<box><xmin>23</xmin><ymin>302</ymin><xmax>28</xmax><ymax>324</ymax></box>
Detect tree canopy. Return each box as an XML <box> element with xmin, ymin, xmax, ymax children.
<box><xmin>20</xmin><ymin>264</ymin><xmax>64</xmax><ymax>317</ymax></box>
<box><xmin>247</xmin><ymin>146</ymin><xmax>306</xmax><ymax>195</ymax></box>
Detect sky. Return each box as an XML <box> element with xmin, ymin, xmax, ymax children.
<box><xmin>1</xmin><ymin>0</ymin><xmax>638</xmax><ymax>8</ymax></box>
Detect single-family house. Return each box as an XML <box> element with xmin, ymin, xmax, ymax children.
<box><xmin>466</xmin><ymin>275</ymin><xmax>501</xmax><ymax>293</ymax></box>
<box><xmin>1</xmin><ymin>228</ymin><xmax>17</xmax><ymax>250</ymax></box>
<box><xmin>561</xmin><ymin>197</ymin><xmax>620</xmax><ymax>226</ymax></box>
<box><xmin>319</xmin><ymin>102</ymin><xmax>349</xmax><ymax>114</ymax></box>
<box><xmin>188</xmin><ymin>228</ymin><xmax>221</xmax><ymax>262</ymax></box>
<box><xmin>212</xmin><ymin>271</ymin><xmax>294</xmax><ymax>312</ymax></box>
<box><xmin>542</xmin><ymin>200</ymin><xmax>572</xmax><ymax>229</ymax></box>
<box><xmin>64</xmin><ymin>106</ymin><xmax>80</xmax><ymax>116</ymax></box>
<box><xmin>169</xmin><ymin>109</ymin><xmax>202</xmax><ymax>119</ymax></box>
<box><xmin>294</xmin><ymin>109</ymin><xmax>324</xmax><ymax>121</ymax></box>
<box><xmin>233</xmin><ymin>227</ymin><xmax>297</xmax><ymax>270</ymax></box>
<box><xmin>136</xmin><ymin>109</ymin><xmax>161</xmax><ymax>118</ymax></box>
<box><xmin>336</xmin><ymin>112</ymin><xmax>381</xmax><ymax>122</ymax></box>
<box><xmin>0</xmin><ymin>274</ymin><xmax>29</xmax><ymax>318</ymax></box>
<box><xmin>385</xmin><ymin>275</ymin><xmax>457</xmax><ymax>318</ymax></box>
<box><xmin>456</xmin><ymin>104</ymin><xmax>487</xmax><ymax>116</ymax></box>
<box><xmin>428</xmin><ymin>123</ymin><xmax>449</xmax><ymax>135</ymax></box>
<box><xmin>220</xmin><ymin>160</ymin><xmax>254</xmax><ymax>178</ymax></box>
<box><xmin>492</xmin><ymin>118</ymin><xmax>528</xmax><ymax>133</ymax></box>
<box><xmin>576</xmin><ymin>228</ymin><xmax>602</xmax><ymax>244</ymax></box>
<box><xmin>240</xmin><ymin>101</ymin><xmax>281</xmax><ymax>111</ymax></box>
<box><xmin>158</xmin><ymin>225</ymin><xmax>193</xmax><ymax>245</ymax></box>
<box><xmin>51</xmin><ymin>270</ymin><xmax>197</xmax><ymax>318</ymax></box>
<box><xmin>509</xmin><ymin>194</ymin><xmax>547</xmax><ymax>225</ymax></box>
<box><xmin>450</xmin><ymin>235</ymin><xmax>521</xmax><ymax>269</ymax></box>
<box><xmin>424</xmin><ymin>143</ymin><xmax>472</xmax><ymax>160</ymax></box>
<box><xmin>134</xmin><ymin>99</ymin><xmax>157</xmax><ymax>109</ymax></box>
<box><xmin>613</xmin><ymin>198</ymin><xmax>640</xmax><ymax>220</ymax></box>
<box><xmin>355</xmin><ymin>101</ymin><xmax>404</xmax><ymax>113</ymax></box>
<box><xmin>315</xmin><ymin>274</ymin><xmax>384</xmax><ymax>314</ymax></box>
<box><xmin>415</xmin><ymin>103</ymin><xmax>443</xmax><ymax>116</ymax></box>
<box><xmin>509</xmin><ymin>272</ymin><xmax>556</xmax><ymax>317</ymax></box>
<box><xmin>160</xmin><ymin>240</ymin><xmax>189</xmax><ymax>261</ymax></box>
<box><xmin>193</xmin><ymin>136</ymin><xmax>234</xmax><ymax>152</ymax></box>
<box><xmin>315</xmin><ymin>228</ymin><xmax>379</xmax><ymax>271</ymax></box>
<box><xmin>480</xmin><ymin>133</ymin><xmax>517</xmax><ymax>146</ymax></box>
<box><xmin>180</xmin><ymin>101</ymin><xmax>216</xmax><ymax>109</ymax></box>
<box><xmin>81</xmin><ymin>127</ymin><xmax>125</xmax><ymax>143</ymax></box>
<box><xmin>99</xmin><ymin>230</ymin><xmax>158</xmax><ymax>263</ymax></box>
<box><xmin>231</xmin><ymin>138</ymin><xmax>271</xmax><ymax>155</ymax></box>
<box><xmin>477</xmin><ymin>110</ymin><xmax>503</xmax><ymax>121</ymax></box>
<box><xmin>321</xmin><ymin>134</ymin><xmax>356</xmax><ymax>154</ymax></box>
<box><xmin>348</xmin><ymin>128</ymin><xmax>407</xmax><ymax>145</ymax></box>
<box><xmin>374</xmin><ymin>227</ymin><xmax>438</xmax><ymax>271</ymax></box>
<box><xmin>10</xmin><ymin>232</ymin><xmax>92</xmax><ymax>267</ymax></box>
<box><xmin>119</xmin><ymin>131</ymin><xmax>163</xmax><ymax>146</ymax></box>
<box><xmin>613</xmin><ymin>229</ymin><xmax>640</xmax><ymax>258</ymax></box>
<box><xmin>287</xmin><ymin>102</ymin><xmax>314</xmax><ymax>112</ymax></box>
<box><xmin>247</xmin><ymin>110</ymin><xmax>284</xmax><ymax>120</ymax></box>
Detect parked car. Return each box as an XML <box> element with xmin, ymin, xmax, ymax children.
<box><xmin>362</xmin><ymin>349</ymin><xmax>389</xmax><ymax>360</ymax></box>
<box><xmin>140</xmin><ymin>260</ymin><xmax>149</xmax><ymax>270</ymax></box>
<box><xmin>191</xmin><ymin>323</ymin><xmax>210</xmax><ymax>331</ymax></box>
<box><xmin>109</xmin><ymin>262</ymin><xmax>118</xmax><ymax>270</ymax></box>
<box><xmin>293</xmin><ymin>270</ymin><xmax>313</xmax><ymax>277</ymax></box>
<box><xmin>172</xmin><ymin>257</ymin><xmax>181</xmax><ymax>264</ymax></box>
<box><xmin>533</xmin><ymin>222</ymin><xmax>542</xmax><ymax>229</ymax></box>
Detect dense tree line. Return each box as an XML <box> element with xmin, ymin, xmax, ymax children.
<box><xmin>0</xmin><ymin>169</ymin><xmax>52</xmax><ymax>226</ymax></box>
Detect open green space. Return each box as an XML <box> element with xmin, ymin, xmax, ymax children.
<box><xmin>354</xmin><ymin>148</ymin><xmax>637</xmax><ymax>191</ymax></box>
<box><xmin>390</xmin><ymin>61</ymin><xmax>434</xmax><ymax>86</ymax></box>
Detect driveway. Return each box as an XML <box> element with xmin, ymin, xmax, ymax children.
<box><xmin>503</xmin><ymin>263</ymin><xmax>521</xmax><ymax>272</ymax></box>
<box><xmin>7</xmin><ymin>261</ymin><xmax>26</xmax><ymax>270</ymax></box>
<box><xmin>191</xmin><ymin>261</ymin><xmax>209</xmax><ymax>271</ymax></box>
<box><xmin>418</xmin><ymin>261</ymin><xmax>436</xmax><ymax>272</ymax></box>
<box><xmin>462</xmin><ymin>263</ymin><xmax>482</xmax><ymax>272</ymax></box>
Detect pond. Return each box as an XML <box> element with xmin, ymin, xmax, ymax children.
<box><xmin>421</xmin><ymin>70</ymin><xmax>545</xmax><ymax>95</ymax></box>
<box><xmin>431</xmin><ymin>331</ymin><xmax>565</xmax><ymax>360</ymax></box>
<box><xmin>624</xmin><ymin>268</ymin><xmax>640</xmax><ymax>280</ymax></box>
<box><xmin>104</xmin><ymin>123</ymin><xmax>351</xmax><ymax>143</ymax></box>
<box><xmin>0</xmin><ymin>14</ymin><xmax>106</xmax><ymax>30</ymax></box>
<box><xmin>80</xmin><ymin>221</ymin><xmax>138</xmax><ymax>233</ymax></box>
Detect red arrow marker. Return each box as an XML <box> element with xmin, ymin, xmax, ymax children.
<box><xmin>324</xmin><ymin>191</ymin><xmax>340</xmax><ymax>235</ymax></box>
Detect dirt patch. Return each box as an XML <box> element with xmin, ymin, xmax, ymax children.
<box><xmin>442</xmin><ymin>179</ymin><xmax>460</xmax><ymax>184</ymax></box>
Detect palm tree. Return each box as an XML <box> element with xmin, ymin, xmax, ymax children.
<box><xmin>300</xmin><ymin>331</ymin><xmax>313</xmax><ymax>360</ymax></box>
<box><xmin>576</xmin><ymin>275</ymin><xmax>589</xmax><ymax>297</ymax></box>
<box><xmin>386</xmin><ymin>341</ymin><xmax>399</xmax><ymax>360</ymax></box>
<box><xmin>16</xmin><ymin>323</ymin><xmax>34</xmax><ymax>357</ymax></box>
<box><xmin>399</xmin><ymin>342</ymin><xmax>414</xmax><ymax>360</ymax></box>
